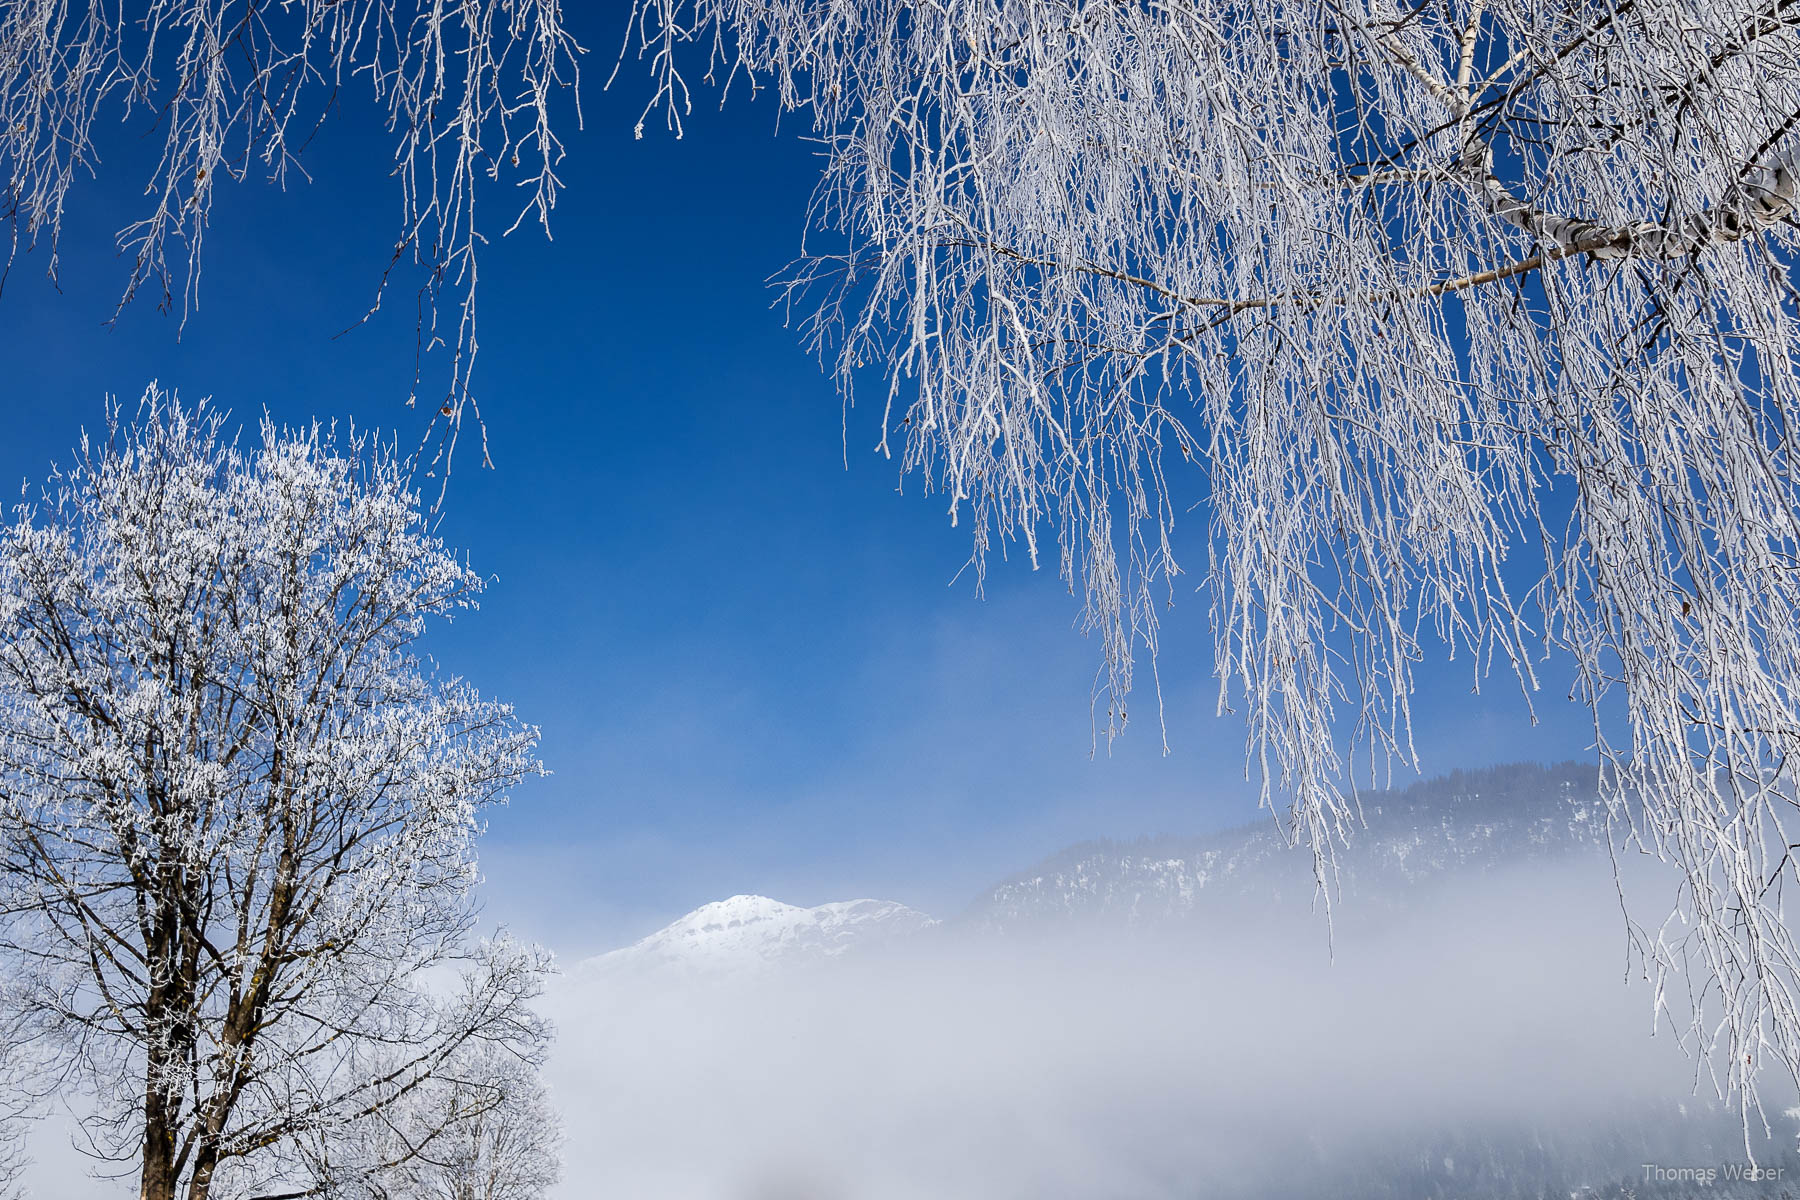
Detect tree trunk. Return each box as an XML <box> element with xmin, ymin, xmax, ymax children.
<box><xmin>184</xmin><ymin>1149</ymin><xmax>217</xmax><ymax>1200</ymax></box>
<box><xmin>140</xmin><ymin>1081</ymin><xmax>179</xmax><ymax>1200</ymax></box>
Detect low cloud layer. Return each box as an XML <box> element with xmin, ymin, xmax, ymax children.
<box><xmin>18</xmin><ymin>857</ymin><xmax>1783</xmax><ymax>1198</ymax></box>
<box><xmin>542</xmin><ymin>860</ymin><xmax>1777</xmax><ymax>1200</ymax></box>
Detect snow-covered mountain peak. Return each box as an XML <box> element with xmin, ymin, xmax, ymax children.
<box><xmin>658</xmin><ymin>894</ymin><xmax>807</xmax><ymax>942</ymax></box>
<box><xmin>579</xmin><ymin>894</ymin><xmax>937</xmax><ymax>978</ymax></box>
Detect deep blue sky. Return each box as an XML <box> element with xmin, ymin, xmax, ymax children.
<box><xmin>0</xmin><ymin>8</ymin><xmax>1593</xmax><ymax>955</ymax></box>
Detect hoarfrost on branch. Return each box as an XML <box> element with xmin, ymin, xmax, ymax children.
<box><xmin>0</xmin><ymin>0</ymin><xmax>582</xmax><ymax>447</ymax></box>
<box><xmin>620</xmin><ymin>0</ymin><xmax>1800</xmax><ymax>1112</ymax></box>
<box><xmin>0</xmin><ymin>392</ymin><xmax>552</xmax><ymax>1200</ymax></box>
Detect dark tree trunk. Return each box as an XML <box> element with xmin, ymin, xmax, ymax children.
<box><xmin>140</xmin><ymin>1063</ymin><xmax>180</xmax><ymax>1200</ymax></box>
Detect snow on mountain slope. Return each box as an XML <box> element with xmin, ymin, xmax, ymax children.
<box><xmin>575</xmin><ymin>763</ymin><xmax>1612</xmax><ymax>975</ymax></box>
<box><xmin>577</xmin><ymin>894</ymin><xmax>937</xmax><ymax>978</ymax></box>
<box><xmin>964</xmin><ymin>761</ymin><xmax>1611</xmax><ymax>932</ymax></box>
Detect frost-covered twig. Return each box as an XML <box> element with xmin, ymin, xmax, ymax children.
<box><xmin>620</xmin><ymin>0</ymin><xmax>1800</xmax><ymax>1117</ymax></box>
<box><xmin>0</xmin><ymin>1</ymin><xmax>583</xmax><ymax>453</ymax></box>
<box><xmin>0</xmin><ymin>391</ymin><xmax>555</xmax><ymax>1200</ymax></box>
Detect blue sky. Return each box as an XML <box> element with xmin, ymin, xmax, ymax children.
<box><xmin>0</xmin><ymin>9</ymin><xmax>1595</xmax><ymax>955</ymax></box>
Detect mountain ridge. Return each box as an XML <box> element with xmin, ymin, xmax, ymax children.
<box><xmin>582</xmin><ymin>761</ymin><xmax>1612</xmax><ymax>973</ymax></box>
<box><xmin>963</xmin><ymin>760</ymin><xmax>1609</xmax><ymax>932</ymax></box>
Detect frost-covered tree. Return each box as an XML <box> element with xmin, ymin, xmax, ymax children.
<box><xmin>0</xmin><ymin>391</ymin><xmax>552</xmax><ymax>1200</ymax></box>
<box><xmin>614</xmin><ymin>0</ymin><xmax>1800</xmax><ymax>1110</ymax></box>
<box><xmin>305</xmin><ymin>1042</ymin><xmax>561</xmax><ymax>1200</ymax></box>
<box><xmin>0</xmin><ymin>1011</ymin><xmax>34</xmax><ymax>1200</ymax></box>
<box><xmin>17</xmin><ymin>0</ymin><xmax>1800</xmax><ymax>1124</ymax></box>
<box><xmin>0</xmin><ymin>0</ymin><xmax>581</xmax><ymax>437</ymax></box>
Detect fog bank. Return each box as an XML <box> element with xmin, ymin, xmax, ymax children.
<box><xmin>543</xmin><ymin>861</ymin><xmax>1782</xmax><ymax>1199</ymax></box>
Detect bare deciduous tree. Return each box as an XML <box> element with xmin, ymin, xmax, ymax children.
<box><xmin>0</xmin><ymin>1003</ymin><xmax>36</xmax><ymax>1200</ymax></box>
<box><xmin>305</xmin><ymin>1042</ymin><xmax>561</xmax><ymax>1200</ymax></box>
<box><xmin>0</xmin><ymin>391</ymin><xmax>553</xmax><ymax>1200</ymax></box>
<box><xmin>615</xmin><ymin>0</ymin><xmax>1800</xmax><ymax>1111</ymax></box>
